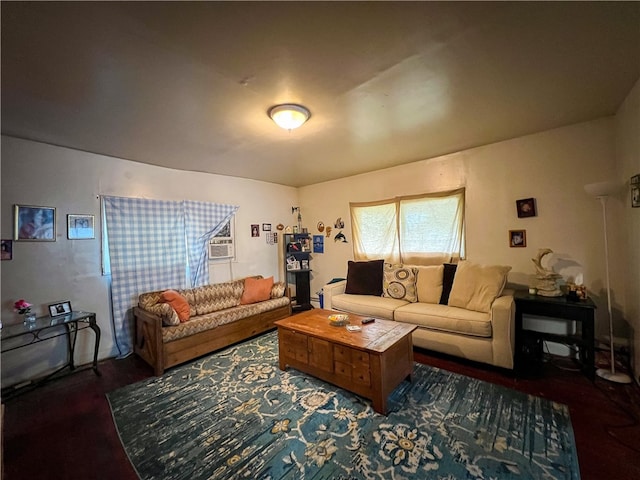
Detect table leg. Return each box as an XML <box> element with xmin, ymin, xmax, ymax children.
<box><xmin>65</xmin><ymin>323</ymin><xmax>78</xmax><ymax>371</ymax></box>
<box><xmin>582</xmin><ymin>312</ymin><xmax>595</xmax><ymax>380</ymax></box>
<box><xmin>89</xmin><ymin>320</ymin><xmax>101</xmax><ymax>377</ymax></box>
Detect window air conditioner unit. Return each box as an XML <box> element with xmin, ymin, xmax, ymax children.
<box><xmin>209</xmin><ymin>239</ymin><xmax>234</xmax><ymax>259</ymax></box>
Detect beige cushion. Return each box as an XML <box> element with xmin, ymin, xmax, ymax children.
<box><xmin>331</xmin><ymin>293</ymin><xmax>408</xmax><ymax>320</ymax></box>
<box><xmin>415</xmin><ymin>265</ymin><xmax>444</xmax><ymax>304</ymax></box>
<box><xmin>448</xmin><ymin>261</ymin><xmax>511</xmax><ymax>313</ymax></box>
<box><xmin>395</xmin><ymin>302</ymin><xmax>492</xmax><ymax>337</ymax></box>
<box><xmin>382</xmin><ymin>263</ymin><xmax>418</xmax><ymax>302</ymax></box>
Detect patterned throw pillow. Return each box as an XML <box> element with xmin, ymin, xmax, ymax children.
<box><xmin>382</xmin><ymin>263</ymin><xmax>418</xmax><ymax>302</ymax></box>
<box><xmin>270</xmin><ymin>281</ymin><xmax>286</xmax><ymax>299</ymax></box>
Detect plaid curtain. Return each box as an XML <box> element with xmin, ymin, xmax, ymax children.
<box><xmin>184</xmin><ymin>200</ymin><xmax>238</xmax><ymax>287</ymax></box>
<box><xmin>103</xmin><ymin>196</ymin><xmax>238</xmax><ymax>355</ymax></box>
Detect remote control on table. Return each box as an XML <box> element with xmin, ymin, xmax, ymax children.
<box><xmin>361</xmin><ymin>318</ymin><xmax>375</xmax><ymax>324</ymax></box>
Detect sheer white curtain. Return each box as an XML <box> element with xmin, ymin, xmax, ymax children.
<box><xmin>350</xmin><ymin>188</ymin><xmax>465</xmax><ymax>265</ymax></box>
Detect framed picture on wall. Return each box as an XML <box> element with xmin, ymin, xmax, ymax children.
<box><xmin>509</xmin><ymin>229</ymin><xmax>527</xmax><ymax>248</ymax></box>
<box><xmin>631</xmin><ymin>174</ymin><xmax>639</xmax><ymax>208</ymax></box>
<box><xmin>1</xmin><ymin>239</ymin><xmax>13</xmax><ymax>260</ymax></box>
<box><xmin>516</xmin><ymin>198</ymin><xmax>537</xmax><ymax>218</ymax></box>
<box><xmin>67</xmin><ymin>214</ymin><xmax>95</xmax><ymax>239</ymax></box>
<box><xmin>14</xmin><ymin>204</ymin><xmax>56</xmax><ymax>241</ymax></box>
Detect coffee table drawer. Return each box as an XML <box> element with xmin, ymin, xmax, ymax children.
<box><xmin>280</xmin><ymin>329</ymin><xmax>308</xmax><ymax>363</ymax></box>
<box><xmin>334</xmin><ymin>345</ymin><xmax>370</xmax><ymax>365</ymax></box>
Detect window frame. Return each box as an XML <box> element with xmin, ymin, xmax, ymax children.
<box><xmin>350</xmin><ymin>188</ymin><xmax>465</xmax><ymax>265</ymax></box>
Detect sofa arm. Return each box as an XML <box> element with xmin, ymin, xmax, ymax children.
<box><xmin>133</xmin><ymin>306</ymin><xmax>165</xmax><ymax>375</ymax></box>
<box><xmin>490</xmin><ymin>290</ymin><xmax>516</xmax><ymax>369</ymax></box>
<box><xmin>323</xmin><ymin>280</ymin><xmax>347</xmax><ymax>310</ymax></box>
<box><xmin>138</xmin><ymin>302</ymin><xmax>180</xmax><ymax>326</ymax></box>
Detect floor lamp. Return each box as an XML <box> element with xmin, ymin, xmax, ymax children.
<box><xmin>584</xmin><ymin>181</ymin><xmax>632</xmax><ymax>384</ymax></box>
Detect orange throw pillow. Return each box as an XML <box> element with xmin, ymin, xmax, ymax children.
<box><xmin>240</xmin><ymin>276</ymin><xmax>274</xmax><ymax>305</ymax></box>
<box><xmin>160</xmin><ymin>290</ymin><xmax>190</xmax><ymax>322</ymax></box>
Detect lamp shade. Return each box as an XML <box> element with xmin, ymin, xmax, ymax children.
<box><xmin>584</xmin><ymin>180</ymin><xmax>619</xmax><ymax>197</ymax></box>
<box><xmin>268</xmin><ymin>104</ymin><xmax>310</xmax><ymax>130</ymax></box>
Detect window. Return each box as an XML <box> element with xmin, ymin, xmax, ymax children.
<box><xmin>350</xmin><ymin>188</ymin><xmax>465</xmax><ymax>265</ymax></box>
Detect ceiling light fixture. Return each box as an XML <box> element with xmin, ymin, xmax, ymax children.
<box><xmin>268</xmin><ymin>104</ymin><xmax>310</xmax><ymax>130</ymax></box>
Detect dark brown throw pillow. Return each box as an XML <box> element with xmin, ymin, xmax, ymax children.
<box><xmin>345</xmin><ymin>259</ymin><xmax>384</xmax><ymax>296</ymax></box>
<box><xmin>440</xmin><ymin>263</ymin><xmax>458</xmax><ymax>304</ymax></box>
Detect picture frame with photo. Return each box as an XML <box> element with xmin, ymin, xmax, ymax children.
<box><xmin>1</xmin><ymin>239</ymin><xmax>12</xmax><ymax>260</ymax></box>
<box><xmin>262</xmin><ymin>223</ymin><xmax>271</xmax><ymax>231</ymax></box>
<box><xmin>67</xmin><ymin>214</ymin><xmax>95</xmax><ymax>239</ymax></box>
<box><xmin>509</xmin><ymin>229</ymin><xmax>527</xmax><ymax>248</ymax></box>
<box><xmin>49</xmin><ymin>300</ymin><xmax>72</xmax><ymax>317</ymax></box>
<box><xmin>631</xmin><ymin>174</ymin><xmax>639</xmax><ymax>208</ymax></box>
<box><xmin>301</xmin><ymin>259</ymin><xmax>309</xmax><ymax>270</ymax></box>
<box><xmin>515</xmin><ymin>198</ymin><xmax>536</xmax><ymax>218</ymax></box>
<box><xmin>14</xmin><ymin>204</ymin><xmax>56</xmax><ymax>241</ymax></box>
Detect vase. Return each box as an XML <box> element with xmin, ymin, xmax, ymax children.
<box><xmin>23</xmin><ymin>312</ymin><xmax>37</xmax><ymax>325</ymax></box>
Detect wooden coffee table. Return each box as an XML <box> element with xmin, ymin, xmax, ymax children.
<box><xmin>275</xmin><ymin>309</ymin><xmax>417</xmax><ymax>414</ymax></box>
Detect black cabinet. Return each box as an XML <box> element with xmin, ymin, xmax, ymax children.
<box><xmin>514</xmin><ymin>290</ymin><xmax>596</xmax><ymax>379</ymax></box>
<box><xmin>284</xmin><ymin>233</ymin><xmax>312</xmax><ymax>311</ymax></box>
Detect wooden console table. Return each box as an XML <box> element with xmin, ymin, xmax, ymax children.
<box><xmin>1</xmin><ymin>311</ymin><xmax>101</xmax><ymax>398</ymax></box>
<box><xmin>514</xmin><ymin>290</ymin><xmax>596</xmax><ymax>379</ymax></box>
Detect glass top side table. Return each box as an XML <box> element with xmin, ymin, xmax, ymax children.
<box><xmin>1</xmin><ymin>311</ymin><xmax>101</xmax><ymax>398</ymax></box>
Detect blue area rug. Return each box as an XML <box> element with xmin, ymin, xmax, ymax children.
<box><xmin>107</xmin><ymin>331</ymin><xmax>580</xmax><ymax>479</ymax></box>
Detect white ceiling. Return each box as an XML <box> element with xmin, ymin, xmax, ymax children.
<box><xmin>2</xmin><ymin>2</ymin><xmax>639</xmax><ymax>187</ymax></box>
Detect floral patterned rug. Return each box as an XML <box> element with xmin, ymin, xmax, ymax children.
<box><xmin>107</xmin><ymin>331</ymin><xmax>580</xmax><ymax>480</ymax></box>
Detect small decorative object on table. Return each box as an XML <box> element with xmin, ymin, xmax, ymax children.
<box><xmin>328</xmin><ymin>313</ymin><xmax>350</xmax><ymax>326</ymax></box>
<box><xmin>531</xmin><ymin>248</ymin><xmax>562</xmax><ymax>297</ymax></box>
<box><xmin>566</xmin><ymin>283</ymin><xmax>587</xmax><ymax>301</ymax></box>
<box><xmin>15</xmin><ymin>299</ymin><xmax>36</xmax><ymax>324</ymax></box>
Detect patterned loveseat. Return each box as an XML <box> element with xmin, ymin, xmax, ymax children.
<box><xmin>134</xmin><ymin>276</ymin><xmax>291</xmax><ymax>375</ymax></box>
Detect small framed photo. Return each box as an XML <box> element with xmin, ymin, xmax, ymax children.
<box><xmin>632</xmin><ymin>185</ymin><xmax>640</xmax><ymax>208</ymax></box>
<box><xmin>301</xmin><ymin>259</ymin><xmax>309</xmax><ymax>270</ymax></box>
<box><xmin>67</xmin><ymin>214</ymin><xmax>95</xmax><ymax>239</ymax></box>
<box><xmin>251</xmin><ymin>224</ymin><xmax>260</xmax><ymax>237</ymax></box>
<box><xmin>313</xmin><ymin>235</ymin><xmax>324</xmax><ymax>254</ymax></box>
<box><xmin>262</xmin><ymin>223</ymin><xmax>271</xmax><ymax>231</ymax></box>
<box><xmin>14</xmin><ymin>204</ymin><xmax>56</xmax><ymax>241</ymax></box>
<box><xmin>48</xmin><ymin>300</ymin><xmax>72</xmax><ymax>317</ymax></box>
<box><xmin>516</xmin><ymin>198</ymin><xmax>537</xmax><ymax>218</ymax></box>
<box><xmin>1</xmin><ymin>239</ymin><xmax>13</xmax><ymax>260</ymax></box>
<box><xmin>509</xmin><ymin>230</ymin><xmax>527</xmax><ymax>248</ymax></box>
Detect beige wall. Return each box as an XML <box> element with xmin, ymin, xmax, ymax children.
<box><xmin>1</xmin><ymin>135</ymin><xmax>297</xmax><ymax>387</ymax></box>
<box><xmin>300</xmin><ymin>118</ymin><xmax>630</xmax><ymax>349</ymax></box>
<box><xmin>615</xmin><ymin>78</ymin><xmax>640</xmax><ymax>383</ymax></box>
<box><xmin>2</xmin><ymin>100</ymin><xmax>637</xmax><ymax>386</ymax></box>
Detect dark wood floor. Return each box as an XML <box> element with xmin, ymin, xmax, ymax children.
<box><xmin>2</xmin><ymin>342</ymin><xmax>640</xmax><ymax>480</ymax></box>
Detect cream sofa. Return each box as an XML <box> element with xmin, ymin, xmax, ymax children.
<box><xmin>323</xmin><ymin>261</ymin><xmax>515</xmax><ymax>369</ymax></box>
